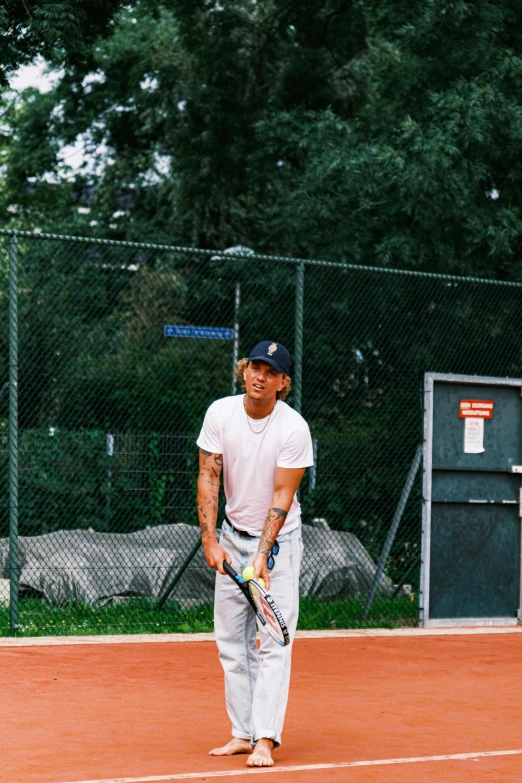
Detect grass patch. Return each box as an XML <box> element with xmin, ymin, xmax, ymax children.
<box><xmin>0</xmin><ymin>594</ymin><xmax>418</xmax><ymax>637</ymax></box>
<box><xmin>298</xmin><ymin>595</ymin><xmax>418</xmax><ymax>630</ymax></box>
<box><xmin>0</xmin><ymin>598</ymin><xmax>215</xmax><ymax>637</ymax></box>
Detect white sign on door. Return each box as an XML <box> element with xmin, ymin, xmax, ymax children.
<box><xmin>464</xmin><ymin>417</ymin><xmax>485</xmax><ymax>454</ymax></box>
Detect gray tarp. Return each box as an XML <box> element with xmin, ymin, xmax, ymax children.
<box><xmin>0</xmin><ymin>524</ymin><xmax>393</xmax><ymax>607</ymax></box>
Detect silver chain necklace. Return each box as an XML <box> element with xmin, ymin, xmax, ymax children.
<box><xmin>243</xmin><ymin>396</ymin><xmax>276</xmax><ymax>434</ymax></box>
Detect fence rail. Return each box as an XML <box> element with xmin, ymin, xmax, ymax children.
<box><xmin>1</xmin><ymin>228</ymin><xmax>522</xmax><ymax>636</ymax></box>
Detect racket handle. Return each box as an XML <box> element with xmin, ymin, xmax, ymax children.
<box><xmin>222</xmin><ymin>560</ymin><xmax>237</xmax><ymax>578</ymax></box>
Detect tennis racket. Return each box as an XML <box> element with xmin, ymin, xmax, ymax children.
<box><xmin>222</xmin><ymin>561</ymin><xmax>290</xmax><ymax>647</ymax></box>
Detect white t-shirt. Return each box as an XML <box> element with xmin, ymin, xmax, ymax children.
<box><xmin>197</xmin><ymin>395</ymin><xmax>314</xmax><ymax>535</ymax></box>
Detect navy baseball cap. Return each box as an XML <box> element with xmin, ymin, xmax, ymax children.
<box><xmin>247</xmin><ymin>341</ymin><xmax>291</xmax><ymax>375</ymax></box>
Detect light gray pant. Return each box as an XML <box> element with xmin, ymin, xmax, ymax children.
<box><xmin>214</xmin><ymin>519</ymin><xmax>303</xmax><ymax>748</ymax></box>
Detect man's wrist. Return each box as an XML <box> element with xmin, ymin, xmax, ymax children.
<box><xmin>200</xmin><ymin>523</ymin><xmax>217</xmax><ymax>543</ymax></box>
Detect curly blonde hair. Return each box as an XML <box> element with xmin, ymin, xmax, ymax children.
<box><xmin>235</xmin><ymin>358</ymin><xmax>292</xmax><ymax>401</ymax></box>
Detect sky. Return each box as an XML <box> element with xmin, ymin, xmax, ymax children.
<box><xmin>8</xmin><ymin>58</ymin><xmax>56</xmax><ymax>93</ymax></box>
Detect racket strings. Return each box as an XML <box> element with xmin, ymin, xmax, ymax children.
<box><xmin>248</xmin><ymin>581</ymin><xmax>287</xmax><ymax>644</ymax></box>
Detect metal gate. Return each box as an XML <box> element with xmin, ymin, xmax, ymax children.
<box><xmin>421</xmin><ymin>373</ymin><xmax>522</xmax><ymax>627</ymax></box>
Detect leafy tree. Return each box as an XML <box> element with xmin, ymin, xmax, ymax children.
<box><xmin>1</xmin><ymin>1</ymin><xmax>366</xmax><ymax>245</ymax></box>
<box><xmin>4</xmin><ymin>1</ymin><xmax>522</xmax><ymax>279</ymax></box>
<box><xmin>256</xmin><ymin>1</ymin><xmax>522</xmax><ymax>278</ymax></box>
<box><xmin>0</xmin><ymin>0</ymin><xmax>124</xmax><ymax>86</ymax></box>
<box><xmin>0</xmin><ymin>0</ymin><xmax>128</xmax><ymax>232</ymax></box>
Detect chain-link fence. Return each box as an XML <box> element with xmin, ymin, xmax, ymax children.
<box><xmin>1</xmin><ymin>229</ymin><xmax>522</xmax><ymax>636</ymax></box>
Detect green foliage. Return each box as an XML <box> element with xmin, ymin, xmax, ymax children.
<box><xmin>148</xmin><ymin>433</ymin><xmax>174</xmax><ymax>526</ymax></box>
<box><xmin>255</xmin><ymin>1</ymin><xmax>522</xmax><ymax>275</ymax></box>
<box><xmin>1</xmin><ymin>1</ymin><xmax>366</xmax><ymax>246</ymax></box>
<box><xmin>0</xmin><ymin>593</ymin><xmax>418</xmax><ymax>636</ymax></box>
<box><xmin>3</xmin><ymin>1</ymin><xmax>522</xmax><ymax>278</ymax></box>
<box><xmin>4</xmin><ymin>428</ymin><xmax>110</xmax><ymax>535</ymax></box>
<box><xmin>0</xmin><ymin>0</ymin><xmax>126</xmax><ymax>86</ymax></box>
<box><xmin>0</xmin><ymin>427</ymin><xmax>193</xmax><ymax>536</ymax></box>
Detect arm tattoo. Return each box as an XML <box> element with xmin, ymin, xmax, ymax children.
<box><xmin>200</xmin><ymin>448</ymin><xmax>212</xmax><ymax>464</ymax></box>
<box><xmin>199</xmin><ymin>521</ymin><xmax>216</xmax><ymax>541</ymax></box>
<box><xmin>258</xmin><ymin>508</ymin><xmax>288</xmax><ymax>556</ymax></box>
<box><xmin>197</xmin><ymin>450</ymin><xmax>222</xmax><ymax>541</ymax></box>
<box><xmin>211</xmin><ymin>454</ymin><xmax>223</xmax><ymax>478</ymax></box>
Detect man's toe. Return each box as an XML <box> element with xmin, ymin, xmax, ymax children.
<box><xmin>247</xmin><ymin>752</ymin><xmax>274</xmax><ymax>767</ymax></box>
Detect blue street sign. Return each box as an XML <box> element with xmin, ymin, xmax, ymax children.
<box><xmin>164</xmin><ymin>325</ymin><xmax>235</xmax><ymax>340</ymax></box>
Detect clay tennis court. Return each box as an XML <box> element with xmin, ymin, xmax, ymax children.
<box><xmin>1</xmin><ymin>628</ymin><xmax>520</xmax><ymax>783</ymax></box>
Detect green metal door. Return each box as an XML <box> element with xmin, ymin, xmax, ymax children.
<box><xmin>421</xmin><ymin>374</ymin><xmax>522</xmax><ymax>627</ymax></box>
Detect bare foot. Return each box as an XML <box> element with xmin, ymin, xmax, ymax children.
<box><xmin>246</xmin><ymin>738</ymin><xmax>274</xmax><ymax>767</ymax></box>
<box><xmin>209</xmin><ymin>738</ymin><xmax>252</xmax><ymax>756</ymax></box>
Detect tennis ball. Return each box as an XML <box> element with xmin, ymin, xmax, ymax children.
<box><xmin>257</xmin><ymin>577</ymin><xmax>265</xmax><ymax>589</ymax></box>
<box><xmin>242</xmin><ymin>565</ymin><xmax>255</xmax><ymax>581</ymax></box>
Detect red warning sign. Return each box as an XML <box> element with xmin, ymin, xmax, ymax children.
<box><xmin>459</xmin><ymin>400</ymin><xmax>494</xmax><ymax>419</ymax></box>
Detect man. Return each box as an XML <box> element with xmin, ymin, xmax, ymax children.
<box><xmin>196</xmin><ymin>340</ymin><xmax>313</xmax><ymax>767</ymax></box>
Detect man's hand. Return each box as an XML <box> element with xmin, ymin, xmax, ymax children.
<box><xmin>203</xmin><ymin>537</ymin><xmax>232</xmax><ymax>575</ymax></box>
<box><xmin>253</xmin><ymin>553</ymin><xmax>271</xmax><ymax>590</ymax></box>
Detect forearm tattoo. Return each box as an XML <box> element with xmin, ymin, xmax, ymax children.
<box><xmin>211</xmin><ymin>454</ymin><xmax>223</xmax><ymax>478</ymax></box>
<box><xmin>197</xmin><ymin>448</ymin><xmax>222</xmax><ymax>541</ymax></box>
<box><xmin>258</xmin><ymin>507</ymin><xmax>288</xmax><ymax>556</ymax></box>
<box><xmin>199</xmin><ymin>521</ymin><xmax>216</xmax><ymax>541</ymax></box>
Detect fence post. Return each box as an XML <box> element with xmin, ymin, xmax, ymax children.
<box><xmin>8</xmin><ymin>233</ymin><xmax>19</xmax><ymax>634</ymax></box>
<box><xmin>360</xmin><ymin>445</ymin><xmax>423</xmax><ymax>621</ymax></box>
<box><xmin>294</xmin><ymin>262</ymin><xmax>305</xmax><ymax>414</ymax></box>
<box><xmin>106</xmin><ymin>433</ymin><xmax>114</xmax><ymax>516</ymax></box>
<box><xmin>231</xmin><ymin>282</ymin><xmax>241</xmax><ymax>394</ymax></box>
<box><xmin>156</xmin><ymin>537</ymin><xmax>201</xmax><ymax>611</ymax></box>
<box><xmin>309</xmin><ymin>438</ymin><xmax>318</xmax><ymax>492</ymax></box>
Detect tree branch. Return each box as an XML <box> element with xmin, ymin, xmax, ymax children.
<box><xmin>20</xmin><ymin>0</ymin><xmax>33</xmax><ymax>20</ymax></box>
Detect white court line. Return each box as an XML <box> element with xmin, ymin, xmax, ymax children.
<box><xmin>1</xmin><ymin>625</ymin><xmax>521</xmax><ymax>648</ymax></box>
<box><xmin>57</xmin><ymin>749</ymin><xmax>522</xmax><ymax>783</ymax></box>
